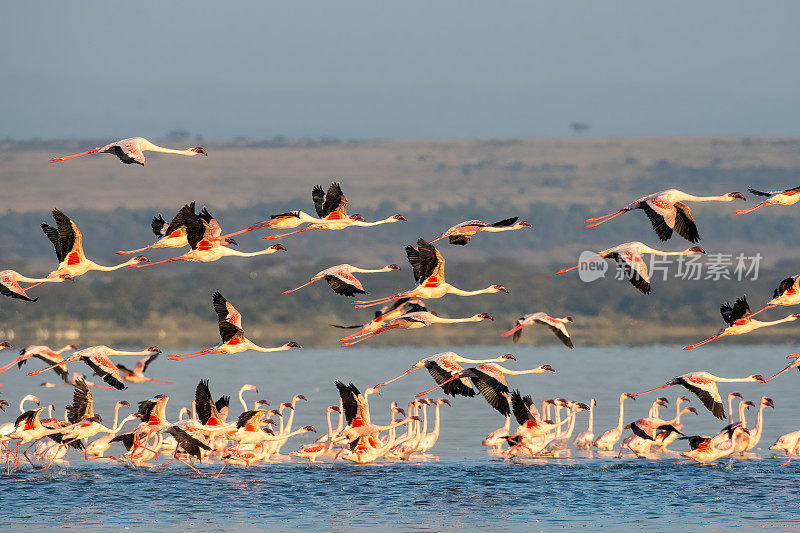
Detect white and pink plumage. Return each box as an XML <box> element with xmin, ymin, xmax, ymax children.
<box><xmin>50</xmin><ymin>137</ymin><xmax>207</xmax><ymax>166</ymax></box>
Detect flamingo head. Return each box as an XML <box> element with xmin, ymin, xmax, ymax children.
<box><xmin>59</xmin><ymin>274</ymin><xmax>74</xmax><ymax>281</ymax></box>
<box><xmin>500</xmin><ymin>353</ymin><xmax>516</xmax><ymax>361</ymax></box>
<box><xmin>438</xmin><ymin>399</ymin><xmax>451</xmax><ymax>406</ymax></box>
<box><xmin>476</xmin><ymin>313</ymin><xmax>493</xmax><ymax>321</ymax></box>
<box><xmin>687</xmin><ymin>246</ymin><xmax>706</xmax><ymax>254</ymax></box>
<box><xmin>792</xmin><ymin>314</ymin><xmax>800</xmax><ymax>319</ymax></box>
<box><xmin>520</xmin><ymin>220</ymin><xmax>531</xmax><ymax>227</ymax></box>
<box><xmin>154</xmin><ymin>394</ymin><xmax>169</xmax><ymax>401</ymax></box>
<box><xmin>729</xmin><ymin>392</ymin><xmax>743</xmax><ymax>399</ymax></box>
<box><xmin>133</xmin><ymin>256</ymin><xmax>150</xmax><ymax>263</ymax></box>
<box><xmin>656</xmin><ymin>397</ymin><xmax>669</xmax><ymax>407</ymax></box>
<box><xmin>750</xmin><ymin>374</ymin><xmax>767</xmax><ymax>383</ymax></box>
<box><xmin>146</xmin><ymin>346</ymin><xmax>162</xmax><ymax>354</ymax></box>
<box><xmin>301</xmin><ymin>426</ymin><xmax>316</xmax><ymax>432</ymax></box>
<box><xmin>763</xmin><ymin>397</ymin><xmax>775</xmax><ymax>408</ymax></box>
<box><xmin>242</xmin><ymin>384</ymin><xmax>258</xmax><ymax>393</ymax></box>
<box><xmin>285</xmin><ymin>341</ymin><xmax>301</xmax><ymax>349</ymax></box>
<box><xmin>117</xmin><ymin>400</ymin><xmax>130</xmax><ymax>407</ymax></box>
<box><xmin>329</xmin><ymin>405</ymin><xmax>341</xmax><ymax>413</ymax></box>
<box><xmin>350</xmin><ymin>214</ymin><xmax>366</xmax><ymax>222</ymax></box>
<box><xmin>294</xmin><ymin>394</ymin><xmax>307</xmax><ymax>402</ymax></box>
<box><xmin>565</xmin><ymin>317</ymin><xmax>574</xmax><ymax>322</ymax></box>
<box><xmin>743</xmin><ymin>401</ymin><xmax>755</xmax><ymax>409</ymax></box>
<box><xmin>727</xmin><ymin>192</ymin><xmax>746</xmax><ymax>201</ymax></box>
<box><xmin>255</xmin><ymin>399</ymin><xmax>270</xmax><ymax>407</ymax></box>
<box><xmin>280</xmin><ymin>403</ymin><xmax>294</xmax><ymax>411</ymax></box>
<box><xmin>387</xmin><ymin>264</ymin><xmax>401</xmax><ymax>270</ymax></box>
<box><xmin>493</xmin><ymin>285</ymin><xmax>509</xmax><ymax>294</ymax></box>
<box><xmin>540</xmin><ymin>364</ymin><xmax>556</xmax><ymax>373</ymax></box>
<box><xmin>685</xmin><ymin>407</ymin><xmax>698</xmax><ymax>415</ymax></box>
<box><xmin>409</xmin><ymin>415</ymin><xmax>422</xmax><ymax>422</ymax></box>
<box><xmin>25</xmin><ymin>394</ymin><xmax>40</xmax><ymax>405</ymax></box>
<box><xmin>270</xmin><ymin>244</ymin><xmax>287</xmax><ymax>252</ymax></box>
<box><xmin>0</xmin><ymin>400</ymin><xmax>7</xmax><ymax>411</ymax></box>
<box><xmin>364</xmin><ymin>387</ymin><xmax>381</xmax><ymax>396</ymax></box>
<box><xmin>225</xmin><ymin>238</ymin><xmax>239</xmax><ymax>246</ymax></box>
<box><xmin>393</xmin><ymin>214</ymin><xmax>407</xmax><ymax>222</ymax></box>
<box><xmin>0</xmin><ymin>342</ymin><xmax>11</xmax><ymax>349</ymax></box>
<box><xmin>577</xmin><ymin>402</ymin><xmax>590</xmax><ymax>411</ymax></box>
<box><xmin>622</xmin><ymin>393</ymin><xmax>636</xmax><ymax>400</ymax></box>
<box><xmin>191</xmin><ymin>147</ymin><xmax>208</xmax><ymax>156</ymax></box>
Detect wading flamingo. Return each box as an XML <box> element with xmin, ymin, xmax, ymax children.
<box><xmin>592</xmin><ymin>393</ymin><xmax>636</xmax><ymax>451</ymax></box>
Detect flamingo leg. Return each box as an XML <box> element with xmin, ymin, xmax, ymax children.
<box><xmin>353</xmin><ymin>295</ymin><xmax>402</xmax><ymax>308</ymax></box>
<box><xmin>282</xmin><ymin>277</ymin><xmax>323</xmax><ymax>295</ymax></box>
<box><xmin>501</xmin><ymin>324</ymin><xmax>524</xmax><ymax>338</ymax></box>
<box><xmin>416</xmin><ymin>374</ymin><xmax>462</xmax><ymax>397</ymax></box>
<box><xmin>749</xmin><ymin>304</ymin><xmax>777</xmax><ymax>317</ymax></box>
<box><xmin>675</xmin><ymin>459</ymin><xmax>694</xmax><ymax>465</ymax></box>
<box><xmin>734</xmin><ymin>202</ymin><xmax>770</xmax><ymax>215</ymax></box>
<box><xmin>683</xmin><ymin>331</ymin><xmax>728</xmax><ymax>350</ymax></box>
<box><xmin>0</xmin><ymin>357</ymin><xmax>26</xmax><ymax>375</ymax></box>
<box><xmin>116</xmin><ymin>244</ymin><xmax>157</xmax><ymax>255</ymax></box>
<box><xmin>167</xmin><ymin>348</ymin><xmax>218</xmax><ymax>361</ymax></box>
<box><xmin>555</xmin><ymin>256</ymin><xmax>604</xmax><ymax>275</ymax></box>
<box><xmin>584</xmin><ymin>208</ymin><xmax>630</xmax><ymax>228</ymax></box>
<box><xmin>628</xmin><ymin>382</ymin><xmax>673</xmax><ymax>398</ymax></box>
<box><xmin>263</xmin><ymin>227</ymin><xmax>316</xmax><ymax>240</ymax></box>
<box><xmin>50</xmin><ymin>148</ymin><xmax>99</xmax><ymax>163</ymax></box>
<box><xmin>129</xmin><ymin>257</ymin><xmax>182</xmax><ymax>268</ymax></box>
<box><xmin>764</xmin><ymin>355</ymin><xmax>800</xmax><ymax>382</ymax></box>
<box><xmin>20</xmin><ymin>281</ymin><xmax>45</xmax><ymax>291</ymax></box>
<box><xmin>374</xmin><ymin>367</ymin><xmax>419</xmax><ymax>389</ymax></box>
<box><xmin>214</xmin><ymin>222</ymin><xmax>271</xmax><ymax>241</ymax></box>
<box><xmin>215</xmin><ymin>459</ymin><xmax>229</xmax><ymax>478</ymax></box>
<box><xmin>143</xmin><ymin>378</ymin><xmax>173</xmax><ymax>384</ymax></box>
<box><xmin>28</xmin><ymin>361</ymin><xmax>75</xmax><ymax>376</ymax></box>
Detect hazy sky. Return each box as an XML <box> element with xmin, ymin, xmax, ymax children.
<box><xmin>2</xmin><ymin>2</ymin><xmax>799</xmax><ymax>140</ymax></box>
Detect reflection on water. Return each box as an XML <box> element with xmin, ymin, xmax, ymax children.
<box><xmin>1</xmin><ymin>344</ymin><xmax>799</xmax><ymax>530</ymax></box>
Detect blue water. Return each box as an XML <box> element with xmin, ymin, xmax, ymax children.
<box><xmin>1</xmin><ymin>344</ymin><xmax>799</xmax><ymax>531</ymax></box>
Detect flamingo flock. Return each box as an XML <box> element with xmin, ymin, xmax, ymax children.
<box><xmin>0</xmin><ymin>149</ymin><xmax>799</xmax><ymax>473</ymax></box>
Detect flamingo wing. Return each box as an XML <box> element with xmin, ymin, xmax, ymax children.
<box><xmin>729</xmin><ymin>295</ymin><xmax>752</xmax><ymax>322</ymax></box>
<box><xmin>322</xmin><ymin>182</ymin><xmax>347</xmax><ymax>218</ymax></box>
<box><xmin>82</xmin><ymin>357</ymin><xmax>125</xmax><ymax>391</ymax></box>
<box><xmin>163</xmin><ymin>202</ymin><xmax>197</xmax><ymax>237</ymax></box>
<box><xmin>491</xmin><ymin>216</ymin><xmax>519</xmax><ymax>227</ymax></box>
<box><xmin>68</xmin><ymin>377</ymin><xmax>93</xmax><ymax>422</ymax></box>
<box><xmin>425</xmin><ymin>361</ymin><xmax>475</xmax><ymax>398</ymax></box>
<box><xmin>52</xmin><ymin>208</ymin><xmax>84</xmax><ymax>259</ymax></box>
<box><xmin>40</xmin><ymin>223</ymin><xmax>64</xmax><ymax>261</ymax></box>
<box><xmin>510</xmin><ymin>389</ymin><xmax>537</xmax><ymax>426</ymax></box>
<box><xmin>747</xmin><ymin>187</ymin><xmax>771</xmax><ymax>197</ymax></box>
<box><xmin>469</xmin><ymin>369</ymin><xmax>511</xmax><ymax>417</ymax></box>
<box><xmin>775</xmin><ymin>276</ymin><xmax>798</xmax><ymax>298</ymax></box>
<box><xmin>164</xmin><ymin>426</ymin><xmax>211</xmax><ymax>460</ymax></box>
<box><xmin>218</xmin><ymin>321</ymin><xmax>244</xmax><ymax>345</ymax></box>
<box><xmin>137</xmin><ymin>352</ymin><xmax>160</xmax><ymax>374</ymax></box>
<box><xmin>236</xmin><ymin>409</ymin><xmax>265</xmax><ymax>429</ymax></box>
<box><xmin>107</xmin><ymin>139</ymin><xmax>146</xmax><ymax>165</ymax></box>
<box><xmin>31</xmin><ymin>353</ymin><xmax>68</xmax><ymax>382</ymax></box>
<box><xmin>677</xmin><ymin>377</ymin><xmax>724</xmax><ymax>420</ymax></box>
<box><xmin>672</xmin><ymin>202</ymin><xmax>700</xmax><ymax>243</ymax></box>
<box><xmin>406</xmin><ymin>238</ymin><xmax>440</xmax><ymax>284</ymax></box>
<box><xmin>640</xmin><ymin>201</ymin><xmax>675</xmax><ymax>242</ymax></box>
<box><xmin>535</xmin><ymin>318</ymin><xmax>574</xmax><ymax>348</ymax></box>
<box><xmin>609</xmin><ymin>252</ymin><xmax>651</xmax><ymax>295</ymax></box>
<box><xmin>448</xmin><ymin>235</ymin><xmax>471</xmax><ymax>245</ymax></box>
<box><xmin>151</xmin><ymin>214</ymin><xmax>168</xmax><ymax>237</ymax></box>
<box><xmin>212</xmin><ymin>292</ymin><xmax>242</xmax><ymax>328</ymax></box>
<box><xmin>324</xmin><ymin>273</ymin><xmax>366</xmax><ymax>297</ymax></box>
<box><xmin>0</xmin><ymin>275</ymin><xmax>37</xmax><ymax>302</ymax></box>
<box><xmin>334</xmin><ymin>380</ymin><xmax>359</xmax><ymax>426</ymax></box>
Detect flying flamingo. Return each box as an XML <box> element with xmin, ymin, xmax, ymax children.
<box><xmin>556</xmin><ymin>242</ymin><xmax>706</xmax><ymax>295</ymax></box>
<box><xmin>735</xmin><ymin>185</ymin><xmax>800</xmax><ymax>215</ymax></box>
<box><xmin>331</xmin><ymin>297</ymin><xmax>426</xmax><ymax>335</ymax></box>
<box><xmin>130</xmin><ymin>207</ymin><xmax>282</xmax><ymax>268</ymax></box>
<box><xmin>584</xmin><ymin>189</ymin><xmax>745</xmax><ymax>243</ymax></box>
<box><xmin>374</xmin><ymin>352</ymin><xmax>516</xmax><ymax>398</ymax></box>
<box><xmin>41</xmin><ymin>209</ymin><xmax>149</xmax><ymax>279</ymax></box>
<box><xmin>0</xmin><ymin>270</ymin><xmax>73</xmax><ymax>302</ymax></box>
<box><xmin>750</xmin><ymin>274</ymin><xmax>800</xmax><ymax>317</ymax></box>
<box><xmin>764</xmin><ymin>353</ymin><xmax>800</xmax><ymax>383</ymax></box>
<box><xmin>683</xmin><ymin>295</ymin><xmax>800</xmax><ymax>350</ymax></box>
<box><xmin>592</xmin><ymin>393</ymin><xmax>636</xmax><ymax>451</ymax></box>
<box><xmin>677</xmin><ymin>425</ymin><xmax>748</xmax><ymax>465</ymax></box>
<box><xmin>27</xmin><ymin>345</ymin><xmax>162</xmax><ymax>390</ymax></box>
<box><xmin>0</xmin><ymin>344</ymin><xmax>76</xmax><ymax>381</ymax></box>
<box><xmin>116</xmin><ymin>352</ymin><xmax>172</xmax><ymax>384</ymax></box>
<box><xmin>282</xmin><ymin>263</ymin><xmax>400</xmax><ymax>297</ymax></box>
<box><xmin>39</xmin><ymin>372</ymin><xmax>115</xmax><ymax>390</ymax></box>
<box><xmin>502</xmin><ymin>313</ymin><xmax>575</xmax><ymax>347</ymax></box>
<box><xmin>353</xmin><ymin>238</ymin><xmax>508</xmax><ymax>308</ymax></box>
<box><xmin>430</xmin><ymin>217</ymin><xmax>531</xmax><ymax>245</ymax></box>
<box><xmin>168</xmin><ymin>292</ymin><xmax>301</xmax><ymax>360</ymax></box>
<box><xmin>339</xmin><ymin>310</ymin><xmax>494</xmax><ymax>346</ymax></box>
<box><xmin>415</xmin><ymin>363</ymin><xmax>556</xmax><ymax>417</ymax></box>
<box><xmin>628</xmin><ymin>371</ymin><xmax>766</xmax><ymax>420</ymax></box>
<box><xmin>257</xmin><ymin>183</ymin><xmax>406</xmax><ymax>241</ymax></box>
<box><xmin>116</xmin><ymin>202</ymin><xmax>210</xmax><ymax>255</ymax></box>
<box><xmin>50</xmin><ymin>137</ymin><xmax>207</xmax><ymax>166</ymax></box>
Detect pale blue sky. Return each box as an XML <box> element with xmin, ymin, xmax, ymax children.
<box><xmin>2</xmin><ymin>2</ymin><xmax>799</xmax><ymax>139</ymax></box>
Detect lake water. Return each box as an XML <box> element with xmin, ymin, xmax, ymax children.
<box><xmin>1</xmin><ymin>344</ymin><xmax>799</xmax><ymax>531</ymax></box>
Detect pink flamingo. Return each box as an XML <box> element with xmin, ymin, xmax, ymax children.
<box><xmin>50</xmin><ymin>137</ymin><xmax>207</xmax><ymax>166</ymax></box>
<box><xmin>502</xmin><ymin>313</ymin><xmax>575</xmax><ymax>347</ymax></box>
<box><xmin>117</xmin><ymin>352</ymin><xmax>172</xmax><ymax>384</ymax></box>
<box><xmin>0</xmin><ymin>344</ymin><xmax>76</xmax><ymax>381</ymax></box>
<box><xmin>584</xmin><ymin>188</ymin><xmax>745</xmax><ymax>242</ymax></box>
<box><xmin>0</xmin><ymin>270</ymin><xmax>72</xmax><ymax>302</ymax></box>
<box><xmin>283</xmin><ymin>263</ymin><xmax>400</xmax><ymax>297</ymax></box>
<box><xmin>735</xmin><ymin>185</ymin><xmax>800</xmax><ymax>215</ymax></box>
<box><xmin>116</xmin><ymin>202</ymin><xmax>203</xmax><ymax>255</ymax></box>
<box><xmin>430</xmin><ymin>217</ymin><xmax>531</xmax><ymax>245</ymax></box>
<box><xmin>339</xmin><ymin>310</ymin><xmax>494</xmax><ymax>346</ymax></box>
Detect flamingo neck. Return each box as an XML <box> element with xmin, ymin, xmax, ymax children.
<box><xmin>587</xmin><ymin>402</ymin><xmax>594</xmax><ymax>432</ymax></box>
<box><xmin>616</xmin><ymin>396</ymin><xmax>627</xmax><ymax>433</ymax></box>
<box><xmin>675</xmin><ymin>193</ymin><xmax>732</xmax><ymax>202</ymax></box>
<box><xmin>446</xmin><ymin>285</ymin><xmax>495</xmax><ymax>297</ymax></box>
<box><xmin>350</xmin><ymin>217</ymin><xmax>399</xmax><ymax>227</ymax></box>
<box><xmin>221</xmin><ymin>247</ymin><xmax>278</xmax><ymax>258</ymax></box>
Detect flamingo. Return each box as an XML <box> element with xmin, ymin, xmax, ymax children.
<box><xmin>751</xmin><ymin>274</ymin><xmax>800</xmax><ymax>316</ymax></box>
<box><xmin>259</xmin><ymin>183</ymin><xmax>406</xmax><ymax>240</ymax></box>
<box><xmin>130</xmin><ymin>207</ymin><xmax>283</xmax><ymax>268</ymax></box>
<box><xmin>39</xmin><ymin>372</ymin><xmax>115</xmax><ymax>390</ymax></box>
<box><xmin>503</xmin><ymin>393</ymin><xmax>571</xmax><ymax>457</ymax></box>
<box><xmin>374</xmin><ymin>352</ymin><xmax>517</xmax><ymax>398</ymax></box>
<box><xmin>726</xmin><ymin>392</ymin><xmax>743</xmax><ymax>425</ymax></box>
<box><xmin>353</xmin><ymin>238</ymin><xmax>507</xmax><ymax>308</ymax></box>
<box><xmin>50</xmin><ymin>137</ymin><xmax>207</xmax><ymax>165</ymax></box>
<box><xmin>415</xmin><ymin>363</ymin><xmax>556</xmax><ymax>417</ymax></box>
<box><xmin>215</xmin><ymin>211</ymin><xmax>326</xmax><ymax>242</ymax></box>
<box><xmin>85</xmin><ymin>406</ymin><xmax>138</xmax><ymax>458</ymax></box>
<box><xmin>7</xmin><ymin>407</ymin><xmax>78</xmax><ymax>468</ymax></box>
<box><xmin>430</xmin><ymin>217</ymin><xmax>531</xmax><ymax>245</ymax></box>
<box><xmin>0</xmin><ymin>344</ymin><xmax>76</xmax><ymax>381</ymax></box>
<box><xmin>573</xmin><ymin>398</ymin><xmax>596</xmax><ymax>449</ymax></box>
<box><xmin>584</xmin><ymin>189</ymin><xmax>745</xmax><ymax>242</ymax></box>
<box><xmin>764</xmin><ymin>353</ymin><xmax>800</xmax><ymax>383</ymax></box>
<box><xmin>539</xmin><ymin>402</ymin><xmax>590</xmax><ymax>457</ymax></box>
<box><xmin>678</xmin><ymin>425</ymin><xmax>748</xmax><ymax>465</ymax></box>
<box><xmin>769</xmin><ymin>430</ymin><xmax>800</xmax><ymax>464</ymax></box>
<box><xmin>735</xmin><ymin>185</ymin><xmax>800</xmax><ymax>215</ymax></box>
<box><xmin>620</xmin><ymin>415</ymin><xmax>684</xmax><ymax>458</ymax></box>
<box><xmin>339</xmin><ymin>310</ymin><xmax>494</xmax><ymax>346</ymax></box>
<box><xmin>502</xmin><ymin>313</ymin><xmax>575</xmax><ymax>347</ymax></box>
<box><xmin>331</xmin><ymin>297</ymin><xmax>426</xmax><ymax>336</ymax></box>
<box><xmin>116</xmin><ymin>352</ymin><xmax>172</xmax><ymax>384</ymax></box>
<box><xmin>556</xmin><ymin>242</ymin><xmax>706</xmax><ymax>295</ymax></box>
<box><xmin>116</xmin><ymin>202</ymin><xmax>219</xmax><ymax>255</ymax></box>
<box><xmin>741</xmin><ymin>397</ymin><xmax>774</xmax><ymax>453</ymax></box>
<box><xmin>482</xmin><ymin>416</ymin><xmax>511</xmax><ymax>451</ymax></box>
<box><xmin>683</xmin><ymin>295</ymin><xmax>800</xmax><ymax>350</ymax></box>
<box><xmin>290</xmin><ymin>405</ymin><xmax>341</xmax><ymax>463</ymax></box>
<box><xmin>168</xmin><ymin>292</ymin><xmax>301</xmax><ymax>360</ymax></box>
<box><xmin>237</xmin><ymin>384</ymin><xmax>259</xmax><ymax>411</ymax></box>
<box><xmin>282</xmin><ymin>263</ymin><xmax>400</xmax><ymax>297</ymax></box>
<box><xmin>27</xmin><ymin>345</ymin><xmax>162</xmax><ymax>390</ymax></box>
<box><xmin>592</xmin><ymin>393</ymin><xmax>635</xmax><ymax>451</ymax></box>
<box><xmin>41</xmin><ymin>209</ymin><xmax>149</xmax><ymax>279</ymax></box>
<box><xmin>416</xmin><ymin>399</ymin><xmax>450</xmax><ymax>455</ymax></box>
<box><xmin>628</xmin><ymin>372</ymin><xmax>766</xmax><ymax>420</ymax></box>
<box><xmin>0</xmin><ymin>270</ymin><xmax>72</xmax><ymax>302</ymax></box>
<box><xmin>0</xmin><ymin>394</ymin><xmax>39</xmax><ymax>464</ymax></box>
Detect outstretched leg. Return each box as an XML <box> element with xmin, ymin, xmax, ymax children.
<box><xmin>50</xmin><ymin>148</ymin><xmax>100</xmax><ymax>163</ymax></box>
<box><xmin>734</xmin><ymin>202</ymin><xmax>771</xmax><ymax>215</ymax></box>
<box><xmin>584</xmin><ymin>208</ymin><xmax>631</xmax><ymax>229</ymax></box>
